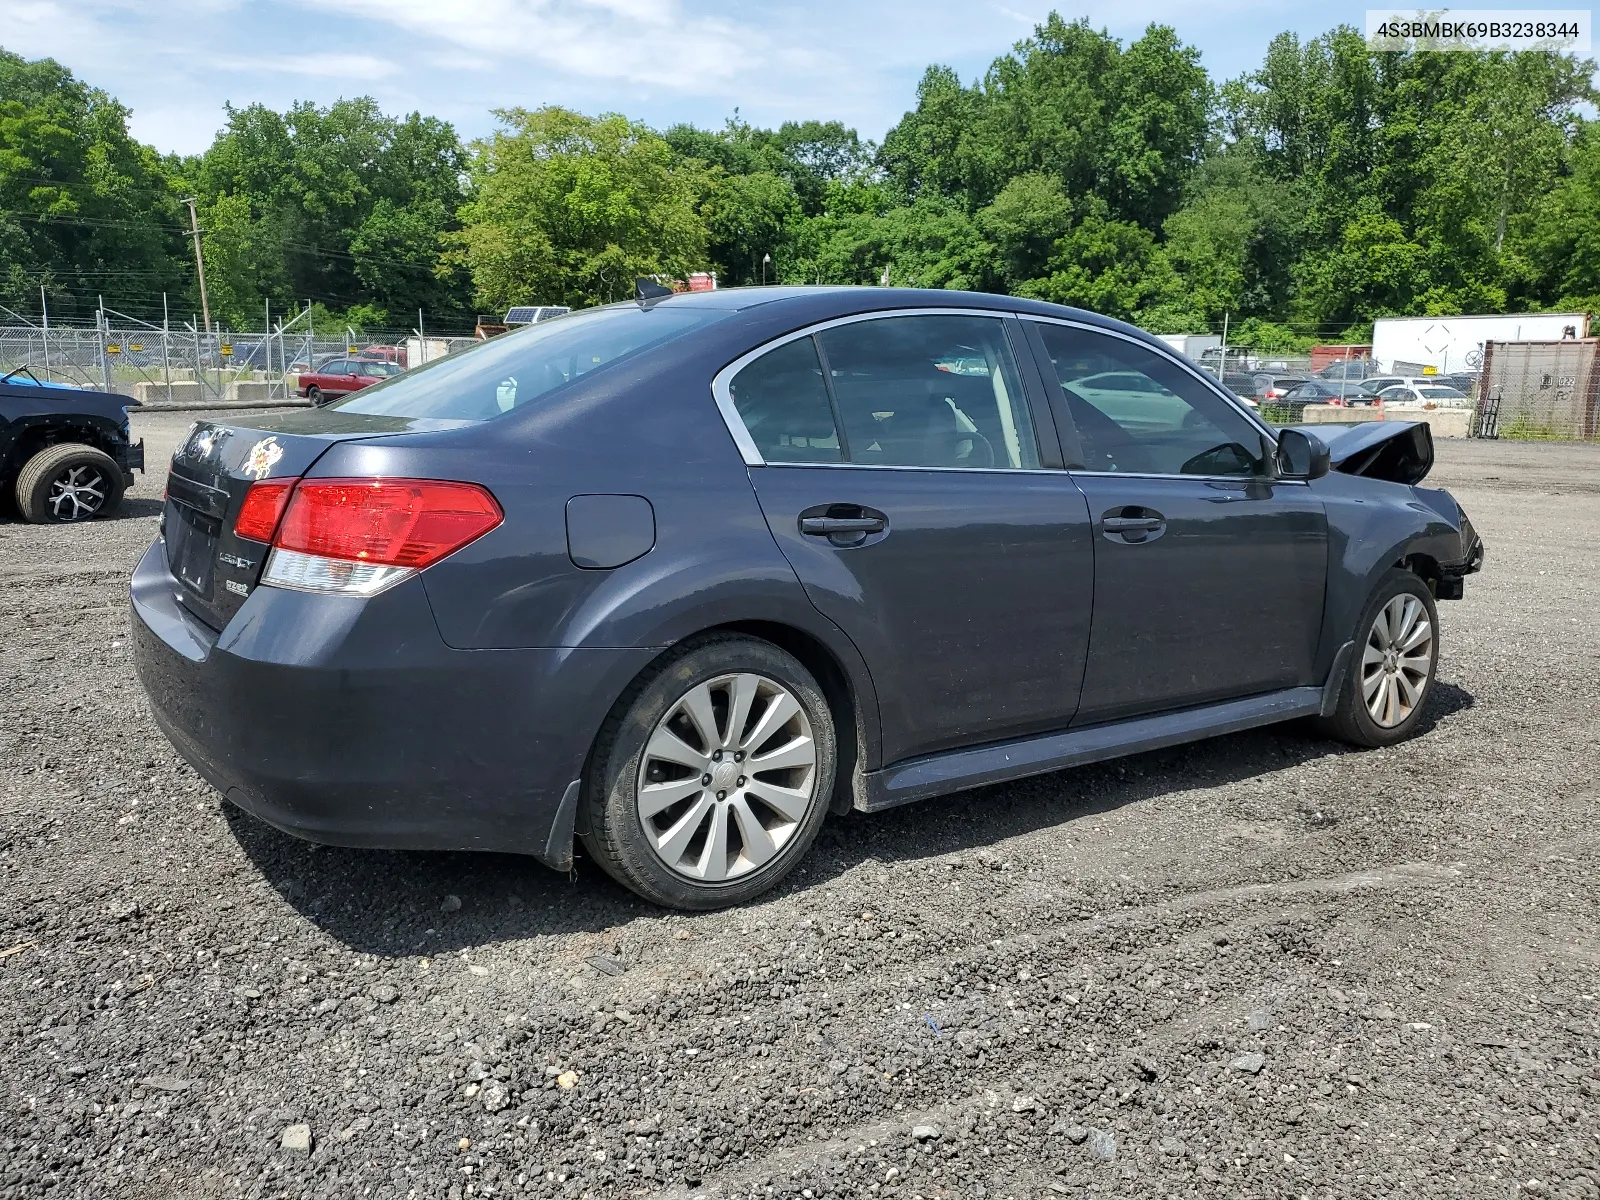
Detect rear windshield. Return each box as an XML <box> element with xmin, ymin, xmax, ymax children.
<box><xmin>332</xmin><ymin>304</ymin><xmax>729</xmax><ymax>421</ymax></box>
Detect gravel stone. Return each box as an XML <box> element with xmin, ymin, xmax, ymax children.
<box><xmin>911</xmin><ymin>1123</ymin><xmax>941</xmax><ymax>1140</ymax></box>
<box><xmin>1231</xmin><ymin>1052</ymin><xmax>1267</xmax><ymax>1074</ymax></box>
<box><xmin>2</xmin><ymin>422</ymin><xmax>1597</xmax><ymax>1199</ymax></box>
<box><xmin>280</xmin><ymin>1124</ymin><xmax>312</xmax><ymax>1156</ymax></box>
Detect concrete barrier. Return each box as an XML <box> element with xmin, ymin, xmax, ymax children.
<box><xmin>1298</xmin><ymin>405</ymin><xmax>1384</xmax><ymax>424</ymax></box>
<box><xmin>132</xmin><ymin>380</ymin><xmax>205</xmax><ymax>405</ymax></box>
<box><xmin>1294</xmin><ymin>404</ymin><xmax>1473</xmax><ymax>438</ymax></box>
<box><xmin>1390</xmin><ymin>408</ymin><xmax>1473</xmax><ymax>438</ymax></box>
<box><xmin>225</xmin><ymin>380</ymin><xmax>275</xmax><ymax>403</ymax></box>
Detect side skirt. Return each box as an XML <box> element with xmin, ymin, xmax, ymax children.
<box><xmin>855</xmin><ymin>683</ymin><xmax>1334</xmax><ymax>814</ymax></box>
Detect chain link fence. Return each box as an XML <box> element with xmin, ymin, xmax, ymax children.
<box><xmin>0</xmin><ymin>311</ymin><xmax>418</xmax><ymax>405</ymax></box>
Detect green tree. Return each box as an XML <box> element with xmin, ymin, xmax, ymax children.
<box><xmin>453</xmin><ymin>107</ymin><xmax>709</xmax><ymax>309</ymax></box>
<box><xmin>189</xmin><ymin>98</ymin><xmax>471</xmax><ymax>326</ymax></box>
<box><xmin>880</xmin><ymin>16</ymin><xmax>1209</xmax><ymax>228</ymax></box>
<box><xmin>0</xmin><ymin>48</ymin><xmax>185</xmax><ymax>322</ymax></box>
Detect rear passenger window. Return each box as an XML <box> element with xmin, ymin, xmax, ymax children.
<box><xmin>816</xmin><ymin>315</ymin><xmax>1039</xmax><ymax>469</ymax></box>
<box><xmin>728</xmin><ymin>337</ymin><xmax>841</xmax><ymax>462</ymax></box>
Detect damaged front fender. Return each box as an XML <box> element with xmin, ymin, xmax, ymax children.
<box><xmin>1289</xmin><ymin>419</ymin><xmax>1434</xmax><ymax>485</ymax></box>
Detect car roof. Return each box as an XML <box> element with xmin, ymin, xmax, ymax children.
<box><xmin>636</xmin><ymin>285</ymin><xmax>1171</xmax><ymax>351</ymax></box>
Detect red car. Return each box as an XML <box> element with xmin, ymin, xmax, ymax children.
<box><xmin>299</xmin><ymin>358</ymin><xmax>402</xmax><ymax>405</ymax></box>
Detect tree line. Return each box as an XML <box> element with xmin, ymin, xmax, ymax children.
<box><xmin>3</xmin><ymin>16</ymin><xmax>1598</xmax><ymax>347</ymax></box>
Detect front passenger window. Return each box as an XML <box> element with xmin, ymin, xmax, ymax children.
<box><xmin>1031</xmin><ymin>324</ymin><xmax>1267</xmax><ymax>477</ymax></box>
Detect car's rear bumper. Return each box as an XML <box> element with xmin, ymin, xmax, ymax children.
<box><xmin>130</xmin><ymin>539</ymin><xmax>655</xmax><ymax>866</ymax></box>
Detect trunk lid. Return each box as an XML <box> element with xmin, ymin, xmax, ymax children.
<box><xmin>161</xmin><ymin>409</ymin><xmax>464</xmax><ymax>630</ymax></box>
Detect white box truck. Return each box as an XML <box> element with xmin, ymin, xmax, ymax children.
<box><xmin>1372</xmin><ymin>313</ymin><xmax>1588</xmax><ymax>374</ymax></box>
<box><xmin>1154</xmin><ymin>333</ymin><xmax>1222</xmax><ymax>361</ymax></box>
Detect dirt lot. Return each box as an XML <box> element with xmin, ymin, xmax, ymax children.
<box><xmin>2</xmin><ymin>416</ymin><xmax>1598</xmax><ymax>1200</ymax></box>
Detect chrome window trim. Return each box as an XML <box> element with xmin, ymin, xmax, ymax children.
<box><xmin>710</xmin><ymin>307</ymin><xmax>1035</xmax><ymax>469</ymax></box>
<box><xmin>762</xmin><ymin>461</ymin><xmax>1065</xmax><ymax>477</ymax></box>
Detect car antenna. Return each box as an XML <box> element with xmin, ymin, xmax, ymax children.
<box><xmin>635</xmin><ymin>278</ymin><xmax>674</xmax><ymax>308</ymax></box>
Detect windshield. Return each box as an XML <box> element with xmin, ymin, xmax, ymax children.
<box><xmin>333</xmin><ymin>304</ymin><xmax>730</xmax><ymax>421</ymax></box>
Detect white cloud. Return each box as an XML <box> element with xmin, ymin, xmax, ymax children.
<box><xmin>0</xmin><ymin>0</ymin><xmax>1397</xmax><ymax>154</ymax></box>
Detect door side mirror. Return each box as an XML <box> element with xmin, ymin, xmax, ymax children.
<box><xmin>1277</xmin><ymin>427</ymin><xmax>1330</xmax><ymax>480</ymax></box>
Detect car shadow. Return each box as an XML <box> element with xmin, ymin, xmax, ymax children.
<box><xmin>118</xmin><ymin>497</ymin><xmax>165</xmax><ymax>519</ymax></box>
<box><xmin>223</xmin><ymin>680</ymin><xmax>1477</xmax><ymax>955</ymax></box>
<box><xmin>0</xmin><ymin>496</ymin><xmax>165</xmax><ymax>525</ymax></box>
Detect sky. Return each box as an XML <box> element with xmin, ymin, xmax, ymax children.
<box><xmin>0</xmin><ymin>0</ymin><xmax>1576</xmax><ymax>155</ymax></box>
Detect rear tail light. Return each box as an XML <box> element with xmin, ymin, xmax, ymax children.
<box><xmin>234</xmin><ymin>479</ymin><xmax>298</xmax><ymax>542</ymax></box>
<box><xmin>259</xmin><ymin>478</ymin><xmax>502</xmax><ymax>597</ymax></box>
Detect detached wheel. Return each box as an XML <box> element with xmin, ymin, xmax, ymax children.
<box><xmin>1320</xmin><ymin>569</ymin><xmax>1439</xmax><ymax>748</ymax></box>
<box><xmin>582</xmin><ymin>636</ymin><xmax>836</xmax><ymax>909</ymax></box>
<box><xmin>15</xmin><ymin>443</ymin><xmax>125</xmax><ymax>524</ymax></box>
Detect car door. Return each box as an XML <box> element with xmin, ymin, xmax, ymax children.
<box><xmin>721</xmin><ymin>311</ymin><xmax>1096</xmax><ymax>765</ymax></box>
<box><xmin>1024</xmin><ymin>319</ymin><xmax>1328</xmax><ymax>727</ymax></box>
<box><xmin>306</xmin><ymin>360</ymin><xmax>342</xmax><ymax>395</ymax></box>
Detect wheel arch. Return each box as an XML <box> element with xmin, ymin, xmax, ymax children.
<box><xmin>3</xmin><ymin>416</ymin><xmax>124</xmax><ymax>481</ymax></box>
<box><xmin>1317</xmin><ymin>480</ymin><xmax>1465</xmax><ymax>679</ymax></box>
<box><xmin>715</xmin><ymin>619</ymin><xmax>871</xmax><ymax>814</ymax></box>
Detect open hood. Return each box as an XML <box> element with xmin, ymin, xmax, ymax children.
<box><xmin>1290</xmin><ymin>420</ymin><xmax>1434</xmax><ymax>485</ymax></box>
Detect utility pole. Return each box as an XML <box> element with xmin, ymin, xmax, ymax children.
<box><xmin>39</xmin><ymin>285</ymin><xmax>49</xmax><ymax>377</ymax></box>
<box><xmin>1219</xmin><ymin>311</ymin><xmax>1230</xmax><ymax>374</ymax></box>
<box><xmin>182</xmin><ymin>197</ymin><xmax>213</xmax><ymax>335</ymax></box>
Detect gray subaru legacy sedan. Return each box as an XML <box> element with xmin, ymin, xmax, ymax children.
<box><xmin>132</xmin><ymin>287</ymin><xmax>1483</xmax><ymax>909</ymax></box>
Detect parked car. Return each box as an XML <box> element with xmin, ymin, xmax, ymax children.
<box><xmin>297</xmin><ymin>358</ymin><xmax>403</xmax><ymax>405</ymax></box>
<box><xmin>1</xmin><ymin>366</ymin><xmax>144</xmax><ymax>522</ymax></box>
<box><xmin>1377</xmin><ymin>384</ymin><xmax>1471</xmax><ymax>408</ymax></box>
<box><xmin>346</xmin><ymin>344</ymin><xmax>408</xmax><ymax>368</ymax></box>
<box><xmin>1356</xmin><ymin>375</ymin><xmax>1452</xmax><ymax>398</ymax></box>
<box><xmin>1255</xmin><ymin>375</ymin><xmax>1307</xmax><ymax>403</ymax></box>
<box><xmin>131</xmin><ymin>287</ymin><xmax>1484</xmax><ymax>909</ymax></box>
<box><xmin>1220</xmin><ymin>372</ymin><xmax>1261</xmax><ymax>406</ymax></box>
<box><xmin>1316</xmin><ymin>359</ymin><xmax>1377</xmax><ymax>381</ymax></box>
<box><xmin>1279</xmin><ymin>379</ymin><xmax>1374</xmax><ymax>409</ymax></box>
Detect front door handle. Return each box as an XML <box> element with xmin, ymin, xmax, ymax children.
<box><xmin>801</xmin><ymin>516</ymin><xmax>886</xmax><ymax>536</ymax></box>
<box><xmin>1101</xmin><ymin>516</ymin><xmax>1162</xmax><ymax>534</ymax></box>
<box><xmin>1100</xmin><ymin>508</ymin><xmax>1167</xmax><ymax>544</ymax></box>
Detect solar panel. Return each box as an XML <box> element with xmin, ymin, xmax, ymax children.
<box><xmin>504</xmin><ymin>305</ymin><xmax>572</xmax><ymax>325</ymax></box>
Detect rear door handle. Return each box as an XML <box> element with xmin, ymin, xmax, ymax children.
<box><xmin>801</xmin><ymin>516</ymin><xmax>886</xmax><ymax>535</ymax></box>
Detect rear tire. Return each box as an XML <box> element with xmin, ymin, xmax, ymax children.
<box><xmin>306</xmin><ymin>385</ymin><xmax>324</xmax><ymax>406</ymax></box>
<box><xmin>15</xmin><ymin>443</ymin><xmax>125</xmax><ymax>523</ymax></box>
<box><xmin>581</xmin><ymin>635</ymin><xmax>836</xmax><ymax>910</ymax></box>
<box><xmin>1319</xmin><ymin>568</ymin><xmax>1439</xmax><ymax>748</ymax></box>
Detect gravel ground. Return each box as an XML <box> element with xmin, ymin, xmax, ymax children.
<box><xmin>2</xmin><ymin>417</ymin><xmax>1598</xmax><ymax>1200</ymax></box>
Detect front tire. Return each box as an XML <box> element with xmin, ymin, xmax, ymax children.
<box><xmin>1320</xmin><ymin>569</ymin><xmax>1439</xmax><ymax>748</ymax></box>
<box><xmin>15</xmin><ymin>443</ymin><xmax>125</xmax><ymax>523</ymax></box>
<box><xmin>581</xmin><ymin>635</ymin><xmax>836</xmax><ymax>909</ymax></box>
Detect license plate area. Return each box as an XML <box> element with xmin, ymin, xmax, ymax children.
<box><xmin>165</xmin><ymin>500</ymin><xmax>221</xmax><ymax>598</ymax></box>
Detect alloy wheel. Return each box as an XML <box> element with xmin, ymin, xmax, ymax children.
<box><xmin>46</xmin><ymin>464</ymin><xmax>108</xmax><ymax>521</ymax></box>
<box><xmin>635</xmin><ymin>672</ymin><xmax>818</xmax><ymax>882</ymax></box>
<box><xmin>1361</xmin><ymin>593</ymin><xmax>1434</xmax><ymax>728</ymax></box>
